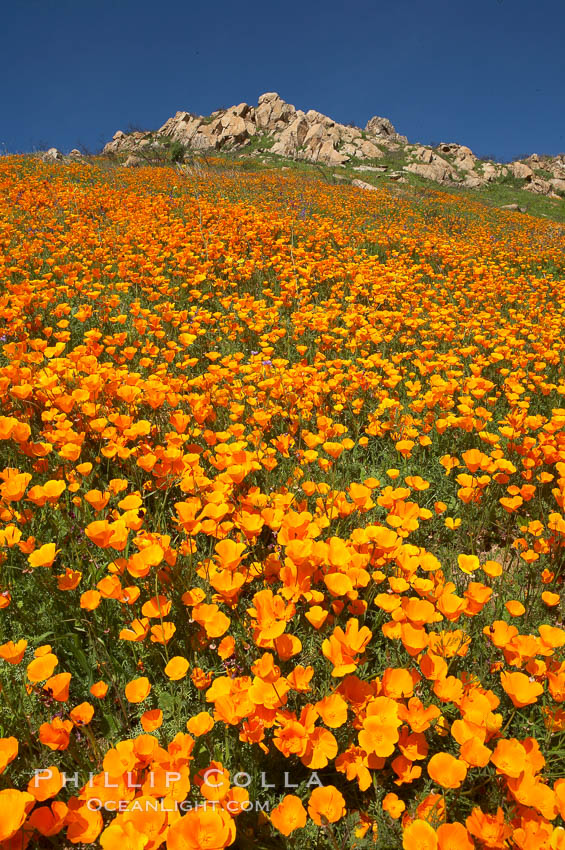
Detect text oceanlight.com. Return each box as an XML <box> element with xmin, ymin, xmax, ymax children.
<box><xmin>86</xmin><ymin>799</ymin><xmax>271</xmax><ymax>813</ymax></box>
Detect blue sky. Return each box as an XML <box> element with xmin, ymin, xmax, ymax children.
<box><xmin>1</xmin><ymin>0</ymin><xmax>564</xmax><ymax>161</ymax></box>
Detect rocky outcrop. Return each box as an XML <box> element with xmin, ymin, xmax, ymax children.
<box><xmin>255</xmin><ymin>92</ymin><xmax>294</xmax><ymax>129</ymax></box>
<box><xmin>524</xmin><ymin>176</ymin><xmax>554</xmax><ymax>195</ymax></box>
<box><xmin>365</xmin><ymin>116</ymin><xmax>407</xmax><ymax>143</ymax></box>
<box><xmin>123</xmin><ymin>155</ymin><xmax>145</xmax><ymax>168</ymax></box>
<box><xmin>352</xmin><ymin>179</ymin><xmax>379</xmax><ymax>191</ymax></box>
<box><xmin>486</xmin><ymin>163</ymin><xmax>500</xmax><ymax>181</ymax></box>
<box><xmin>550</xmin><ymin>178</ymin><xmax>565</xmax><ymax>194</ymax></box>
<box><xmin>524</xmin><ymin>153</ymin><xmax>565</xmax><ymax>176</ymax></box>
<box><xmin>270</xmin><ymin>114</ymin><xmax>310</xmax><ymax>157</ymax></box>
<box><xmin>101</xmin><ymin>93</ymin><xmax>565</xmax><ymax>199</ymax></box>
<box><xmin>462</xmin><ymin>175</ymin><xmax>486</xmax><ymax>189</ymax></box>
<box><xmin>405</xmin><ymin>147</ymin><xmax>460</xmax><ymax>183</ymax></box>
<box><xmin>406</xmin><ymin>161</ymin><xmax>455</xmax><ymax>182</ymax></box>
<box><xmin>505</xmin><ymin>155</ymin><xmax>565</xmax><ymax>196</ymax></box>
<box><xmin>435</xmin><ymin>143</ymin><xmax>477</xmax><ymax>173</ymax></box>
<box><xmin>42</xmin><ymin>147</ymin><xmax>63</xmax><ymax>163</ymax></box>
<box><xmin>103</xmin><ymin>93</ymin><xmax>406</xmax><ymax>167</ymax></box>
<box><xmin>510</xmin><ymin>161</ymin><xmax>534</xmax><ymax>180</ymax></box>
<box><xmin>353</xmin><ymin>165</ymin><xmax>387</xmax><ymax>173</ymax></box>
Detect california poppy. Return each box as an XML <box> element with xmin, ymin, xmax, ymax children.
<box><xmin>271</xmin><ymin>794</ymin><xmax>307</xmax><ymax>836</ymax></box>
<box><xmin>308</xmin><ymin>785</ymin><xmax>346</xmax><ymax>825</ymax></box>
<box><xmin>125</xmin><ymin>677</ymin><xmax>151</xmax><ymax>703</ymax></box>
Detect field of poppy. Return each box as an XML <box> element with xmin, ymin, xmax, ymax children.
<box><xmin>0</xmin><ymin>153</ymin><xmax>564</xmax><ymax>849</ymax></box>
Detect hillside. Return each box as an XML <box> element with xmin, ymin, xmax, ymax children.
<box><xmin>0</xmin><ymin>150</ymin><xmax>565</xmax><ymax>849</ymax></box>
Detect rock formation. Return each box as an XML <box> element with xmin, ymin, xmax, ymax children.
<box><xmin>100</xmin><ymin>93</ymin><xmax>565</xmax><ymax>199</ymax></box>
<box><xmin>103</xmin><ymin>92</ymin><xmax>407</xmax><ymax>167</ymax></box>
<box><xmin>42</xmin><ymin>147</ymin><xmax>63</xmax><ymax>163</ymax></box>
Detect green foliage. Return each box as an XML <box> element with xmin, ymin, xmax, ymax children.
<box><xmin>169</xmin><ymin>140</ymin><xmax>187</xmax><ymax>163</ymax></box>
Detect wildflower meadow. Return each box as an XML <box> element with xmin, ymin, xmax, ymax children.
<box><xmin>0</xmin><ymin>154</ymin><xmax>564</xmax><ymax>849</ymax></box>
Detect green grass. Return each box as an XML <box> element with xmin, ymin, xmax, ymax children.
<box><xmin>448</xmin><ymin>180</ymin><xmax>565</xmax><ymax>223</ymax></box>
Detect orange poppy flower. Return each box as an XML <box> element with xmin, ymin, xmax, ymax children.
<box><xmin>194</xmin><ymin>761</ymin><xmax>230</xmax><ymax>803</ymax></box>
<box><xmin>302</xmin><ymin>727</ymin><xmax>338</xmax><ymax>769</ymax></box>
<box><xmin>27</xmin><ymin>652</ymin><xmax>58</xmax><ymax>682</ymax></box>
<box><xmin>141</xmin><ymin>709</ymin><xmax>163</xmax><ymax>732</ymax></box>
<box><xmin>382</xmin><ymin>667</ymin><xmax>417</xmax><ymax>699</ymax></box>
<box><xmin>308</xmin><ymin>785</ymin><xmax>346</xmax><ymax>825</ymax></box>
<box><xmin>437</xmin><ymin>822</ymin><xmax>474</xmax><ymax>850</ymax></box>
<box><xmin>392</xmin><ymin>754</ymin><xmax>422</xmax><ymax>785</ymax></box>
<box><xmin>65</xmin><ymin>800</ymin><xmax>103</xmax><ymax>843</ymax></box>
<box><xmin>80</xmin><ymin>589</ymin><xmax>101</xmax><ymax>610</ymax></box>
<box><xmin>85</xmin><ymin>519</ymin><xmax>114</xmax><ymax>548</ymax></box>
<box><xmin>305</xmin><ymin>605</ymin><xmax>329</xmax><ymax>629</ymax></box>
<box><xmin>187</xmin><ymin>711</ymin><xmax>215</xmax><ymax>736</ymax></box>
<box><xmin>466</xmin><ymin>807</ymin><xmax>511</xmax><ymax>847</ymax></box>
<box><xmin>70</xmin><ymin>702</ymin><xmax>94</xmax><ymax>725</ymax></box>
<box><xmin>0</xmin><ymin>789</ymin><xmax>35</xmax><ymax>842</ymax></box>
<box><xmin>457</xmin><ymin>554</ymin><xmax>479</xmax><ymax>575</ymax></box>
<box><xmin>128</xmin><ymin>542</ymin><xmax>165</xmax><ymax>577</ymax></box>
<box><xmin>1</xmin><ymin>472</ymin><xmax>32</xmax><ymax>503</ymax></box>
<box><xmin>316</xmin><ymin>693</ymin><xmax>348</xmax><ymax>728</ymax></box>
<box><xmin>501</xmin><ymin>671</ymin><xmax>544</xmax><ymax>707</ymax></box>
<box><xmin>28</xmin><ymin>800</ymin><xmax>68</xmax><ymax>837</ymax></box>
<box><xmin>215</xmin><ymin>538</ymin><xmax>247</xmax><ymax>571</ymax></box>
<box><xmin>539</xmin><ymin>625</ymin><xmax>565</xmax><ymax>649</ymax></box>
<box><xmin>141</xmin><ymin>594</ymin><xmax>172</xmax><ymax>618</ymax></box>
<box><xmin>27</xmin><ymin>765</ymin><xmax>64</xmax><ymax>801</ymax></box>
<box><xmin>90</xmin><ymin>680</ymin><xmax>108</xmax><ymax>698</ymax></box>
<box><xmin>44</xmin><ymin>671</ymin><xmax>72</xmax><ymax>702</ymax></box>
<box><xmin>193</xmin><ymin>602</ymin><xmax>231</xmax><ymax>638</ymax></box>
<box><xmin>217</xmin><ymin>636</ymin><xmax>236</xmax><ymax>659</ymax></box>
<box><xmin>28</xmin><ymin>542</ymin><xmax>59</xmax><ymax>568</ymax></box>
<box><xmin>359</xmin><ymin>696</ymin><xmax>401</xmax><ymax>757</ymax></box>
<box><xmin>460</xmin><ymin>737</ymin><xmax>492</xmax><ymax>768</ymax></box>
<box><xmin>125</xmin><ymin>676</ymin><xmax>151</xmax><ymax>703</ymax></box>
<box><xmin>427</xmin><ymin>752</ymin><xmax>467</xmax><ymax>789</ymax></box>
<box><xmin>167</xmin><ymin>808</ymin><xmax>236</xmax><ymax>850</ymax></box>
<box><xmin>165</xmin><ymin>656</ymin><xmax>190</xmax><ymax>680</ymax></box>
<box><xmin>482</xmin><ymin>559</ymin><xmax>503</xmax><ymax>577</ymax></box>
<box><xmin>275</xmin><ymin>633</ymin><xmax>302</xmax><ymax>660</ymax></box>
<box><xmin>99</xmin><ymin>821</ymin><xmax>147</xmax><ymax>850</ymax></box>
<box><xmin>0</xmin><ymin>639</ymin><xmax>27</xmax><ymax>665</ymax></box>
<box><xmin>402</xmin><ymin>819</ymin><xmax>438</xmax><ymax>850</ymax></box>
<box><xmin>322</xmin><ymin>618</ymin><xmax>372</xmax><ymax>676</ymax></box>
<box><xmin>542</xmin><ymin>591</ymin><xmax>560</xmax><ymax>607</ymax></box>
<box><xmin>505</xmin><ymin>600</ymin><xmax>525</xmax><ymax>617</ymax></box>
<box><xmin>150</xmin><ymin>621</ymin><xmax>176</xmax><ymax>644</ymax></box>
<box><xmin>119</xmin><ymin>617</ymin><xmax>150</xmax><ymax>641</ymax></box>
<box><xmin>287</xmin><ymin>665</ymin><xmax>314</xmax><ymax>692</ymax></box>
<box><xmin>0</xmin><ymin>737</ymin><xmax>18</xmax><ymax>773</ymax></box>
<box><xmin>39</xmin><ymin>717</ymin><xmax>73</xmax><ymax>750</ymax></box>
<box><xmin>395</xmin><ymin>439</ymin><xmax>415</xmax><ymax>458</ymax></box>
<box><xmin>56</xmin><ymin>568</ymin><xmax>82</xmax><ymax>590</ymax></box>
<box><xmin>382</xmin><ymin>792</ymin><xmax>405</xmax><ymax>818</ymax></box>
<box><xmin>191</xmin><ymin>667</ymin><xmax>213</xmax><ymax>690</ymax></box>
<box><xmin>271</xmin><ymin>794</ymin><xmax>307</xmax><ymax>836</ymax></box>
<box><xmin>0</xmin><ymin>525</ymin><xmax>22</xmax><ymax>548</ymax></box>
<box><xmin>491</xmin><ymin>738</ymin><xmax>527</xmax><ymax>777</ymax></box>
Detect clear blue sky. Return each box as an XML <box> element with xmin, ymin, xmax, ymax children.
<box><xmin>1</xmin><ymin>0</ymin><xmax>564</xmax><ymax>161</ymax></box>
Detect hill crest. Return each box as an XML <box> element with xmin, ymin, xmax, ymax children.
<box><xmin>100</xmin><ymin>92</ymin><xmax>565</xmax><ymax>200</ymax></box>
